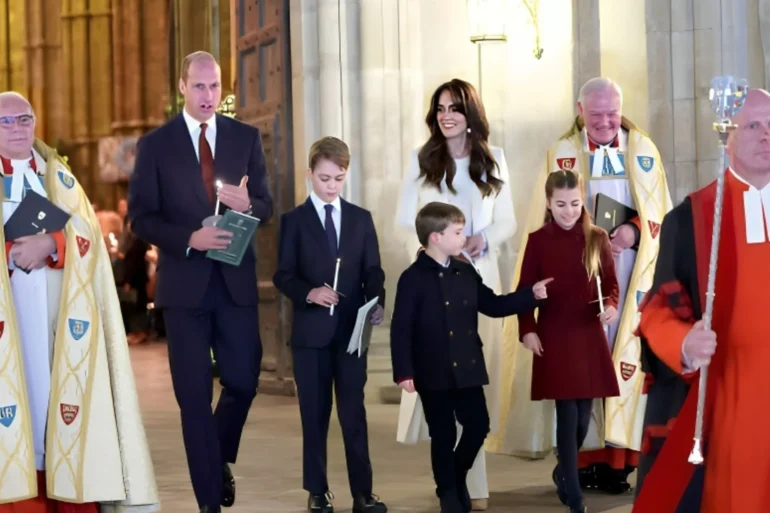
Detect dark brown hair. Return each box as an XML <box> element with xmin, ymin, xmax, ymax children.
<box><xmin>417</xmin><ymin>79</ymin><xmax>503</xmax><ymax>198</ymax></box>
<box><xmin>415</xmin><ymin>202</ymin><xmax>466</xmax><ymax>247</ymax></box>
<box><xmin>308</xmin><ymin>136</ymin><xmax>351</xmax><ymax>171</ymax></box>
<box><xmin>544</xmin><ymin>170</ymin><xmax>603</xmax><ymax>281</ymax></box>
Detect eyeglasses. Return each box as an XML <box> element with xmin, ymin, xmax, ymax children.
<box><xmin>0</xmin><ymin>114</ymin><xmax>35</xmax><ymax>128</ymax></box>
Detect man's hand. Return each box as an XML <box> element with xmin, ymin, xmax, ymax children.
<box><xmin>522</xmin><ymin>333</ymin><xmax>544</xmax><ymax>356</ymax></box>
<box><xmin>370</xmin><ymin>305</ymin><xmax>384</xmax><ymax>325</ymax></box>
<box><xmin>307</xmin><ymin>286</ymin><xmax>339</xmax><ymax>307</ymax></box>
<box><xmin>399</xmin><ymin>379</ymin><xmax>415</xmax><ymax>393</ymax></box>
<box><xmin>682</xmin><ymin>319</ymin><xmax>717</xmax><ymax>369</ymax></box>
<box><xmin>188</xmin><ymin>227</ymin><xmax>232</xmax><ymax>251</ymax></box>
<box><xmin>610</xmin><ymin>224</ymin><xmax>635</xmax><ymax>256</ymax></box>
<box><xmin>218</xmin><ymin>180</ymin><xmax>250</xmax><ymax>213</ymax></box>
<box><xmin>599</xmin><ymin>305</ymin><xmax>618</xmax><ymax>325</ymax></box>
<box><xmin>464</xmin><ymin>234</ymin><xmax>486</xmax><ymax>258</ymax></box>
<box><xmin>10</xmin><ymin>234</ymin><xmax>56</xmax><ymax>270</ymax></box>
<box><xmin>532</xmin><ymin>277</ymin><xmax>554</xmax><ymax>299</ymax></box>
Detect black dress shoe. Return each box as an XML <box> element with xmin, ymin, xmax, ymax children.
<box><xmin>568</xmin><ymin>506</ymin><xmax>587</xmax><ymax>513</ymax></box>
<box><xmin>221</xmin><ymin>463</ymin><xmax>235</xmax><ymax>507</ymax></box>
<box><xmin>438</xmin><ymin>491</ymin><xmax>464</xmax><ymax>513</ymax></box>
<box><xmin>308</xmin><ymin>491</ymin><xmax>334</xmax><ymax>512</ymax></box>
<box><xmin>200</xmin><ymin>506</ymin><xmax>221</xmax><ymax>513</ymax></box>
<box><xmin>353</xmin><ymin>493</ymin><xmax>387</xmax><ymax>513</ymax></box>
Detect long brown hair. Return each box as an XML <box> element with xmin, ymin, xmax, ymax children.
<box><xmin>417</xmin><ymin>79</ymin><xmax>503</xmax><ymax>198</ymax></box>
<box><xmin>544</xmin><ymin>170</ymin><xmax>603</xmax><ymax>281</ymax></box>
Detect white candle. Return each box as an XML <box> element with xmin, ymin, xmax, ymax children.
<box><xmin>330</xmin><ymin>258</ymin><xmax>341</xmax><ymax>316</ymax></box>
<box><xmin>597</xmin><ymin>275</ymin><xmax>605</xmax><ymax>314</ymax></box>
<box><xmin>214</xmin><ymin>179</ymin><xmax>223</xmax><ymax>215</ymax></box>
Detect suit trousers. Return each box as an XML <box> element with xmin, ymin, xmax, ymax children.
<box><xmin>163</xmin><ymin>265</ymin><xmax>262</xmax><ymax>508</ymax></box>
<box><xmin>292</xmin><ymin>336</ymin><xmax>373</xmax><ymax>497</ymax></box>
<box><xmin>417</xmin><ymin>385</ymin><xmax>490</xmax><ymax>499</ymax></box>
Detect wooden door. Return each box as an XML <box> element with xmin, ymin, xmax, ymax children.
<box><xmin>233</xmin><ymin>0</ymin><xmax>295</xmax><ymax>395</ymax></box>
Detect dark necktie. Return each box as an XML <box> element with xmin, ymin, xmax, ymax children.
<box><xmin>199</xmin><ymin>123</ymin><xmax>215</xmax><ymax>203</ymax></box>
<box><xmin>324</xmin><ymin>204</ymin><xmax>338</xmax><ymax>255</ymax></box>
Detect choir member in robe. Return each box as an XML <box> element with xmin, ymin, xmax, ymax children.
<box><xmin>633</xmin><ymin>88</ymin><xmax>770</xmax><ymax>512</ymax></box>
<box><xmin>489</xmin><ymin>77</ymin><xmax>673</xmax><ymax>495</ymax></box>
<box><xmin>0</xmin><ymin>92</ymin><xmax>158</xmax><ymax>513</ymax></box>
<box><xmin>517</xmin><ymin>170</ymin><xmax>621</xmax><ymax>513</ymax></box>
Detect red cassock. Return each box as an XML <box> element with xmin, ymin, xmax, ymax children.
<box><xmin>517</xmin><ymin>221</ymin><xmax>621</xmax><ymax>401</ymax></box>
<box><xmin>0</xmin><ymin>473</ymin><xmax>96</xmax><ymax>513</ymax></box>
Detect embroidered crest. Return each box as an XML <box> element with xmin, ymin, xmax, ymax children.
<box><xmin>620</xmin><ymin>362</ymin><xmax>637</xmax><ymax>381</ymax></box>
<box><xmin>76</xmin><ymin>235</ymin><xmax>90</xmax><ymax>257</ymax></box>
<box><xmin>0</xmin><ymin>404</ymin><xmax>17</xmax><ymax>428</ymax></box>
<box><xmin>556</xmin><ymin>158</ymin><xmax>576</xmax><ymax>171</ymax></box>
<box><xmin>57</xmin><ymin>170</ymin><xmax>75</xmax><ymax>189</ymax></box>
<box><xmin>648</xmin><ymin>220</ymin><xmax>661</xmax><ymax>239</ymax></box>
<box><xmin>637</xmin><ymin>156</ymin><xmax>655</xmax><ymax>172</ymax></box>
<box><xmin>60</xmin><ymin>403</ymin><xmax>79</xmax><ymax>426</ymax></box>
<box><xmin>68</xmin><ymin>318</ymin><xmax>90</xmax><ymax>341</ymax></box>
<box><xmin>636</xmin><ymin>290</ymin><xmax>646</xmax><ymax>307</ymax></box>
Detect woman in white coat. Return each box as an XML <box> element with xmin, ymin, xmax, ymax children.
<box><xmin>394</xmin><ymin>78</ymin><xmax>516</xmax><ymax>511</ymax></box>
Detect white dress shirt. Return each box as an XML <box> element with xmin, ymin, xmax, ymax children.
<box><xmin>183</xmin><ymin>108</ymin><xmax>217</xmax><ymax>160</ymax></box>
<box><xmin>309</xmin><ymin>191</ymin><xmax>341</xmax><ymax>246</ymax></box>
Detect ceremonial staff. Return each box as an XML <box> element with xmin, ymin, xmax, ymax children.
<box><xmin>688</xmin><ymin>76</ymin><xmax>748</xmax><ymax>465</ymax></box>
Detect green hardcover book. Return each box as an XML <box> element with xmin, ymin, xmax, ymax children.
<box><xmin>206</xmin><ymin>210</ymin><xmax>261</xmax><ymax>266</ymax></box>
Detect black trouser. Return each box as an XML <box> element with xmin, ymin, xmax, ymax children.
<box><xmin>418</xmin><ymin>385</ymin><xmax>490</xmax><ymax>498</ymax></box>
<box><xmin>555</xmin><ymin>399</ymin><xmax>593</xmax><ymax>509</ymax></box>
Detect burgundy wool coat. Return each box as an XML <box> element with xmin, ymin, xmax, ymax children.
<box><xmin>517</xmin><ymin>220</ymin><xmax>621</xmax><ymax>401</ymax></box>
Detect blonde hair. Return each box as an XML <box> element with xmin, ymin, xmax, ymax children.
<box><xmin>544</xmin><ymin>170</ymin><xmax>603</xmax><ymax>281</ymax></box>
<box><xmin>308</xmin><ymin>136</ymin><xmax>351</xmax><ymax>170</ymax></box>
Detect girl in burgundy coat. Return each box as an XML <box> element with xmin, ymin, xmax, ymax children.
<box><xmin>517</xmin><ymin>170</ymin><xmax>620</xmax><ymax>513</ymax></box>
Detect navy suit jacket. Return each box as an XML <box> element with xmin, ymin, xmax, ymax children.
<box><xmin>128</xmin><ymin>113</ymin><xmax>273</xmax><ymax>309</ymax></box>
<box><xmin>273</xmin><ymin>197</ymin><xmax>385</xmax><ymax>349</ymax></box>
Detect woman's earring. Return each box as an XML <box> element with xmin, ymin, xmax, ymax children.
<box><xmin>467</xmin><ymin>127</ymin><xmax>471</xmax><ymax>133</ymax></box>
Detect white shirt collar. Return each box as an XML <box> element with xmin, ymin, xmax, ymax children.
<box><xmin>730</xmin><ymin>167</ymin><xmax>770</xmax><ymax>244</ymax></box>
<box><xmin>581</xmin><ymin>127</ymin><xmax>628</xmax><ymax>152</ymax></box>
<box><xmin>309</xmin><ymin>190</ymin><xmax>341</xmax><ymax>213</ymax></box>
<box><xmin>182</xmin><ymin>108</ymin><xmax>216</xmax><ymax>134</ymax></box>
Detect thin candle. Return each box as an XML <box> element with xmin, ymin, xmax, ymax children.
<box><xmin>214</xmin><ymin>180</ymin><xmax>223</xmax><ymax>215</ymax></box>
<box><xmin>596</xmin><ymin>275</ymin><xmax>605</xmax><ymax>314</ymax></box>
<box><xmin>330</xmin><ymin>258</ymin><xmax>341</xmax><ymax>316</ymax></box>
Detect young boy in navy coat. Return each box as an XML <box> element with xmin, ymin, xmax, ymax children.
<box><xmin>390</xmin><ymin>202</ymin><xmax>552</xmax><ymax>513</ymax></box>
<box><xmin>273</xmin><ymin>137</ymin><xmax>387</xmax><ymax>513</ymax></box>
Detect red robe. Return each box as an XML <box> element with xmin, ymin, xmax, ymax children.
<box><xmin>634</xmin><ymin>170</ymin><xmax>770</xmax><ymax>511</ymax></box>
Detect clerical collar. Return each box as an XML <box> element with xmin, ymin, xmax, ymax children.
<box><xmin>729</xmin><ymin>168</ymin><xmax>770</xmax><ymax>244</ymax></box>
<box><xmin>0</xmin><ymin>154</ymin><xmax>37</xmax><ymax>176</ymax></box>
<box><xmin>588</xmin><ymin>136</ymin><xmax>619</xmax><ymax>151</ymax></box>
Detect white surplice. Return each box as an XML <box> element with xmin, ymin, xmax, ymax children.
<box><xmin>2</xmin><ymin>154</ymin><xmax>58</xmax><ymax>470</ymax></box>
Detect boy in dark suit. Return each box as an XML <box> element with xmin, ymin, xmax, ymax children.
<box><xmin>273</xmin><ymin>137</ymin><xmax>387</xmax><ymax>513</ymax></box>
<box><xmin>390</xmin><ymin>202</ymin><xmax>552</xmax><ymax>513</ymax></box>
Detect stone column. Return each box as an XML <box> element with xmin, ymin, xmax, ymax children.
<box><xmin>761</xmin><ymin>0</ymin><xmax>770</xmax><ymax>88</ymax></box>
<box><xmin>0</xmin><ymin>0</ymin><xmax>27</xmax><ymax>94</ymax></box>
<box><xmin>572</xmin><ymin>0</ymin><xmax>601</xmax><ymax>104</ymax></box>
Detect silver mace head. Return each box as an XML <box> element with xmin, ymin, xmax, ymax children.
<box><xmin>709</xmin><ymin>76</ymin><xmax>749</xmax><ymax>142</ymax></box>
<box><xmin>688</xmin><ymin>438</ymin><xmax>705</xmax><ymax>465</ymax></box>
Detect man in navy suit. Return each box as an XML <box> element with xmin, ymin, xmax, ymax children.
<box><xmin>128</xmin><ymin>51</ymin><xmax>272</xmax><ymax>513</ymax></box>
<box><xmin>273</xmin><ymin>137</ymin><xmax>387</xmax><ymax>513</ymax></box>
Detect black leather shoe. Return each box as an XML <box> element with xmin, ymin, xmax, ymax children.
<box><xmin>308</xmin><ymin>491</ymin><xmax>334</xmax><ymax>512</ymax></box>
<box><xmin>438</xmin><ymin>491</ymin><xmax>464</xmax><ymax>513</ymax></box>
<box><xmin>200</xmin><ymin>506</ymin><xmax>221</xmax><ymax>513</ymax></box>
<box><xmin>353</xmin><ymin>493</ymin><xmax>387</xmax><ymax>513</ymax></box>
<box><xmin>221</xmin><ymin>463</ymin><xmax>235</xmax><ymax>507</ymax></box>
<box><xmin>568</xmin><ymin>506</ymin><xmax>587</xmax><ymax>513</ymax></box>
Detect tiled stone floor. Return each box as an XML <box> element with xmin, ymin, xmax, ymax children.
<box><xmin>133</xmin><ymin>341</ymin><xmax>634</xmax><ymax>512</ymax></box>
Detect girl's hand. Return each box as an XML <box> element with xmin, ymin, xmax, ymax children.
<box><xmin>522</xmin><ymin>333</ymin><xmax>544</xmax><ymax>356</ymax></box>
<box><xmin>599</xmin><ymin>306</ymin><xmax>618</xmax><ymax>325</ymax></box>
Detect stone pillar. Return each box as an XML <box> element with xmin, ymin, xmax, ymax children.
<box><xmin>572</xmin><ymin>0</ymin><xmax>601</xmax><ymax>104</ymax></box>
<box><xmin>759</xmin><ymin>0</ymin><xmax>770</xmax><ymax>88</ymax></box>
<box><xmin>0</xmin><ymin>1</ymin><xmax>27</xmax><ymax>94</ymax></box>
<box><xmin>141</xmin><ymin>0</ymin><xmax>170</xmax><ymax>130</ymax></box>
